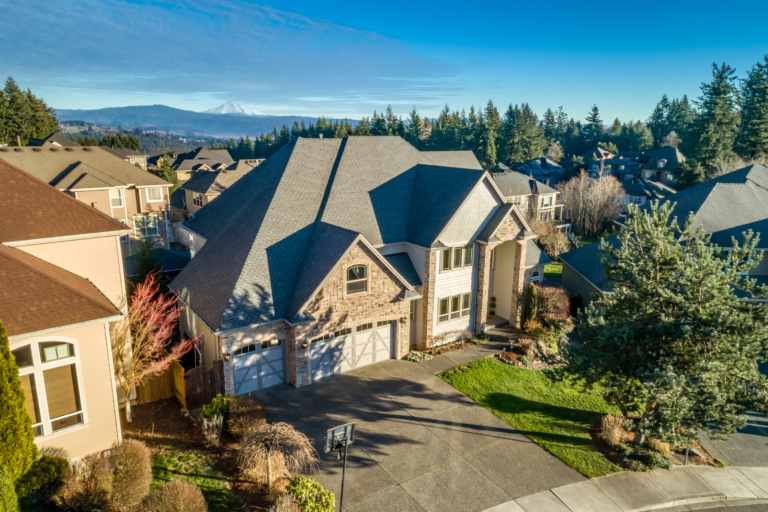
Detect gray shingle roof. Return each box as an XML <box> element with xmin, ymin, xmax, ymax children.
<box><xmin>170</xmin><ymin>136</ymin><xmax>491</xmax><ymax>332</ymax></box>
<box><xmin>559</xmin><ymin>237</ymin><xmax>619</xmax><ymax>292</ymax></box>
<box><xmin>384</xmin><ymin>253</ymin><xmax>422</xmax><ymax>287</ymax></box>
<box><xmin>29</xmin><ymin>133</ymin><xmax>80</xmax><ymax>147</ymax></box>
<box><xmin>491</xmin><ymin>171</ymin><xmax>558</xmax><ymax>197</ymax></box>
<box><xmin>100</xmin><ymin>146</ymin><xmax>148</xmax><ymax>159</ymax></box>
<box><xmin>622</xmin><ymin>179</ymin><xmax>676</xmax><ymax>199</ymax></box>
<box><xmin>517</xmin><ymin>157</ymin><xmax>564</xmax><ymax>173</ymax></box>
<box><xmin>477</xmin><ymin>203</ymin><xmax>515</xmax><ymax>243</ymax></box>
<box><xmin>423</xmin><ymin>151</ymin><xmax>483</xmax><ymax>170</ymax></box>
<box><xmin>181</xmin><ymin>162</ymin><xmax>256</xmax><ymax>195</ymax></box>
<box><xmin>526</xmin><ymin>240</ymin><xmax>552</xmax><ymax>268</ymax></box>
<box><xmin>641</xmin><ymin>146</ymin><xmax>685</xmax><ymax>171</ymax></box>
<box><xmin>124</xmin><ymin>249</ymin><xmax>191</xmax><ymax>277</ymax></box>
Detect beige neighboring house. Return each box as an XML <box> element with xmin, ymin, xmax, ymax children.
<box><xmin>170</xmin><ymin>136</ymin><xmax>544</xmax><ymax>396</ymax></box>
<box><xmin>0</xmin><ymin>159</ymin><xmax>131</xmax><ymax>460</ymax></box>
<box><xmin>149</xmin><ymin>147</ymin><xmax>235</xmax><ymax>183</ymax></box>
<box><xmin>170</xmin><ymin>159</ymin><xmax>262</xmax><ymax>222</ymax></box>
<box><xmin>100</xmin><ymin>146</ymin><xmax>149</xmax><ymax>171</ymax></box>
<box><xmin>0</xmin><ymin>146</ymin><xmax>172</xmax><ymax>254</ymax></box>
<box><xmin>491</xmin><ymin>170</ymin><xmax>571</xmax><ymax>232</ymax></box>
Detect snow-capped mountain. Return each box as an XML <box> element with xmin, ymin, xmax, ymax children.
<box><xmin>204</xmin><ymin>100</ymin><xmax>267</xmax><ymax>116</ymax></box>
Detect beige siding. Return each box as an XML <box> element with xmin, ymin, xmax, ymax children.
<box><xmin>492</xmin><ymin>241</ymin><xmax>517</xmax><ymax>321</ymax></box>
<box><xmin>433</xmin><ymin>246</ymin><xmax>476</xmax><ymax>336</ymax></box>
<box><xmin>13</xmin><ymin>322</ymin><xmax>121</xmax><ymax>460</ymax></box>
<box><xmin>19</xmin><ymin>235</ymin><xmax>127</xmax><ymax>309</ymax></box>
<box><xmin>178</xmin><ymin>299</ymin><xmax>217</xmax><ymax>367</ymax></box>
<box><xmin>440</xmin><ymin>180</ymin><xmax>501</xmax><ymax>244</ymax></box>
<box><xmin>561</xmin><ymin>264</ymin><xmax>603</xmax><ymax>310</ymax></box>
<box><xmin>74</xmin><ymin>190</ymin><xmax>115</xmax><ymax>219</ymax></box>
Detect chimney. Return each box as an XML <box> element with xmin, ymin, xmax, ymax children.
<box><xmin>319</xmin><ymin>134</ymin><xmax>323</xmax><ymax>139</ymax></box>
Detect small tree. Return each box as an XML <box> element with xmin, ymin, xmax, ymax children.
<box><xmin>571</xmin><ymin>201</ymin><xmax>768</xmax><ymax>449</ymax></box>
<box><xmin>0</xmin><ymin>320</ymin><xmax>38</xmax><ymax>481</ymax></box>
<box><xmin>111</xmin><ymin>272</ymin><xmax>195</xmax><ymax>422</ymax></box>
<box><xmin>133</xmin><ymin>238</ymin><xmax>161</xmax><ymax>283</ymax></box>
<box><xmin>519</xmin><ymin>282</ymin><xmax>539</xmax><ymax>327</ymax></box>
<box><xmin>557</xmin><ymin>171</ymin><xmax>625</xmax><ymax>237</ymax></box>
<box><xmin>0</xmin><ymin>467</ymin><xmax>19</xmax><ymax>512</ymax></box>
<box><xmin>239</xmin><ymin>423</ymin><xmax>317</xmax><ymax>490</ymax></box>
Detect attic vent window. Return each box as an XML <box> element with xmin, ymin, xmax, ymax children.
<box><xmin>657</xmin><ymin>159</ymin><xmax>667</xmax><ymax>168</ymax></box>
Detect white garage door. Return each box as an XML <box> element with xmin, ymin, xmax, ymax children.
<box><xmin>311</xmin><ymin>321</ymin><xmax>394</xmax><ymax>380</ymax></box>
<box><xmin>233</xmin><ymin>339</ymin><xmax>284</xmax><ymax>394</ymax></box>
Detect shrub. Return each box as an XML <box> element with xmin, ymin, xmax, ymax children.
<box><xmin>111</xmin><ymin>439</ymin><xmax>152</xmax><ymax>511</ymax></box>
<box><xmin>537</xmin><ymin>285</ymin><xmax>571</xmax><ymax>321</ymax></box>
<box><xmin>0</xmin><ymin>320</ymin><xmax>39</xmax><ymax>481</ymax></box>
<box><xmin>54</xmin><ymin>454</ymin><xmax>112</xmax><ymax>511</ymax></box>
<box><xmin>520</xmin><ymin>283</ymin><xmax>540</xmax><ymax>326</ymax></box>
<box><xmin>523</xmin><ymin>318</ymin><xmax>542</xmax><ymax>333</ymax></box>
<box><xmin>634</xmin><ymin>448</ymin><xmax>672</xmax><ymax>471</ymax></box>
<box><xmin>404</xmin><ymin>350</ymin><xmax>433</xmax><ymax>362</ymax></box>
<box><xmin>600</xmin><ymin>414</ymin><xmax>625</xmax><ymax>448</ymax></box>
<box><xmin>520</xmin><ymin>356</ymin><xmax>532</xmax><ymax>367</ymax></box>
<box><xmin>471</xmin><ymin>332</ymin><xmax>490</xmax><ymax>344</ymax></box>
<box><xmin>539</xmin><ymin>231</ymin><xmax>571</xmax><ymax>259</ymax></box>
<box><xmin>141</xmin><ymin>480</ymin><xmax>207</xmax><ymax>512</ymax></box>
<box><xmin>202</xmin><ymin>415</ymin><xmax>224</xmax><ymax>447</ymax></box>
<box><xmin>16</xmin><ymin>455</ymin><xmax>68</xmax><ymax>504</ymax></box>
<box><xmin>287</xmin><ymin>476</ymin><xmax>335</xmax><ymax>512</ymax></box>
<box><xmin>227</xmin><ymin>396</ymin><xmax>266</xmax><ymax>438</ymax></box>
<box><xmin>201</xmin><ymin>394</ymin><xmax>240</xmax><ymax>421</ymax></box>
<box><xmin>1</xmin><ymin>467</ymin><xmax>20</xmax><ymax>512</ymax></box>
<box><xmin>647</xmin><ymin>439</ymin><xmax>671</xmax><ymax>456</ymax></box>
<box><xmin>239</xmin><ymin>423</ymin><xmax>318</xmax><ymax>489</ymax></box>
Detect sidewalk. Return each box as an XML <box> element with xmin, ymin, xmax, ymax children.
<box><xmin>484</xmin><ymin>466</ymin><xmax>768</xmax><ymax>512</ymax></box>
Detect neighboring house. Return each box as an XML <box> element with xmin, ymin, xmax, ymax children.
<box><xmin>516</xmin><ymin>157</ymin><xmax>567</xmax><ymax>187</ymax></box>
<box><xmin>28</xmin><ymin>132</ymin><xmax>80</xmax><ymax>147</ymax></box>
<box><xmin>619</xmin><ymin>178</ymin><xmax>676</xmax><ymax>209</ymax></box>
<box><xmin>588</xmin><ymin>157</ymin><xmax>642</xmax><ymax>179</ymax></box>
<box><xmin>0</xmin><ymin>146</ymin><xmax>173</xmax><ymax>254</ymax></box>
<box><xmin>148</xmin><ymin>147</ymin><xmax>235</xmax><ymax>183</ymax></box>
<box><xmin>100</xmin><ymin>147</ymin><xmax>149</xmax><ymax>171</ymax></box>
<box><xmin>640</xmin><ymin>146</ymin><xmax>685</xmax><ymax>185</ymax></box>
<box><xmin>560</xmin><ymin>164</ymin><xmax>768</xmax><ymax>309</ymax></box>
<box><xmin>491</xmin><ymin>171</ymin><xmax>571</xmax><ymax>232</ymax></box>
<box><xmin>169</xmin><ymin>136</ymin><xmax>538</xmax><ymax>394</ymax></box>
<box><xmin>124</xmin><ymin>248</ymin><xmax>191</xmax><ymax>280</ymax></box>
<box><xmin>581</xmin><ymin>147</ymin><xmax>615</xmax><ymax>162</ymax></box>
<box><xmin>170</xmin><ymin>159</ymin><xmax>262</xmax><ymax>222</ymax></box>
<box><xmin>0</xmin><ymin>159</ymin><xmax>130</xmax><ymax>460</ymax></box>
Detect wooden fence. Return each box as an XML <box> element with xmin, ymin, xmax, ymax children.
<box><xmin>135</xmin><ymin>354</ymin><xmax>188</xmax><ymax>408</ymax></box>
<box><xmin>184</xmin><ymin>360</ymin><xmax>225</xmax><ymax>410</ymax></box>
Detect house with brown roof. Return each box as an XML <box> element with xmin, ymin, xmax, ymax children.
<box><xmin>491</xmin><ymin>171</ymin><xmax>571</xmax><ymax>232</ymax></box>
<box><xmin>0</xmin><ymin>146</ymin><xmax>173</xmax><ymax>253</ymax></box>
<box><xmin>0</xmin><ymin>159</ymin><xmax>130</xmax><ymax>460</ymax></box>
<box><xmin>170</xmin><ymin>136</ymin><xmax>541</xmax><ymax>394</ymax></box>
<box><xmin>170</xmin><ymin>159</ymin><xmax>262</xmax><ymax>222</ymax></box>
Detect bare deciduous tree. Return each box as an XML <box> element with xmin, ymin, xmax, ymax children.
<box><xmin>557</xmin><ymin>171</ymin><xmax>625</xmax><ymax>237</ymax></box>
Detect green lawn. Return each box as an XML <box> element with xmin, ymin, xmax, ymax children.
<box><xmin>151</xmin><ymin>450</ymin><xmax>243</xmax><ymax>512</ymax></box>
<box><xmin>544</xmin><ymin>262</ymin><xmax>562</xmax><ymax>278</ymax></box>
<box><xmin>440</xmin><ymin>359</ymin><xmax>622</xmax><ymax>478</ymax></box>
<box><xmin>578</xmin><ymin>237</ymin><xmax>600</xmax><ymax>247</ymax></box>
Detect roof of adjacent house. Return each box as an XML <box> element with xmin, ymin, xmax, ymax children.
<box><xmin>582</xmin><ymin>148</ymin><xmax>614</xmax><ymax>161</ymax></box>
<box><xmin>560</xmin><ymin>164</ymin><xmax>768</xmax><ymax>293</ymax></box>
<box><xmin>149</xmin><ymin>147</ymin><xmax>235</xmax><ymax>171</ymax></box>
<box><xmin>0</xmin><ymin>146</ymin><xmax>170</xmax><ymax>190</ymax></box>
<box><xmin>526</xmin><ymin>240</ymin><xmax>552</xmax><ymax>268</ymax></box>
<box><xmin>169</xmin><ymin>188</ymin><xmax>186</xmax><ymax>210</ymax></box>
<box><xmin>100</xmin><ymin>146</ymin><xmax>148</xmax><ymax>159</ymax></box>
<box><xmin>491</xmin><ymin>171</ymin><xmax>558</xmax><ymax>197</ymax></box>
<box><xmin>0</xmin><ymin>244</ymin><xmax>121</xmax><ymax>337</ymax></box>
<box><xmin>424</xmin><ymin>151</ymin><xmax>483</xmax><ymax>170</ymax></box>
<box><xmin>617</xmin><ymin>151</ymin><xmax>644</xmax><ymax>160</ymax></box>
<box><xmin>641</xmin><ymin>146</ymin><xmax>685</xmax><ymax>171</ymax></box>
<box><xmin>181</xmin><ymin>161</ymin><xmax>257</xmax><ymax>196</ymax></box>
<box><xmin>517</xmin><ymin>157</ymin><xmax>565</xmax><ymax>174</ymax></box>
<box><xmin>0</xmin><ymin>159</ymin><xmax>129</xmax><ymax>244</ymax></box>
<box><xmin>602</xmin><ymin>157</ymin><xmax>642</xmax><ymax>167</ymax></box>
<box><xmin>124</xmin><ymin>248</ymin><xmax>191</xmax><ymax>278</ymax></box>
<box><xmin>170</xmin><ymin>136</ymin><xmax>490</xmax><ymax>332</ymax></box>
<box><xmin>622</xmin><ymin>179</ymin><xmax>677</xmax><ymax>199</ymax></box>
<box><xmin>28</xmin><ymin>132</ymin><xmax>80</xmax><ymax>147</ymax></box>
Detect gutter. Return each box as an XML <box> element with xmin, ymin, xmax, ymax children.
<box><xmin>9</xmin><ymin>313</ymin><xmax>124</xmax><ymax>342</ymax></box>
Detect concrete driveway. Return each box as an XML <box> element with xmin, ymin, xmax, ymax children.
<box><xmin>252</xmin><ymin>347</ymin><xmax>585</xmax><ymax>512</ymax></box>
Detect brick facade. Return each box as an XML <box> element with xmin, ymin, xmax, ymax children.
<box><xmin>420</xmin><ymin>250</ymin><xmax>438</xmax><ymax>349</ymax></box>
<box><xmin>475</xmin><ymin>244</ymin><xmax>492</xmax><ymax>333</ymax></box>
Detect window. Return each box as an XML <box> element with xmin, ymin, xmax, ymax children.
<box><xmin>20</xmin><ymin>374</ymin><xmax>43</xmax><ymax>437</ymax></box>
<box><xmin>541</xmin><ymin>195</ymin><xmax>552</xmax><ymax>207</ymax></box>
<box><xmin>441</xmin><ymin>249</ymin><xmax>451</xmax><ymax>271</ymax></box>
<box><xmin>346</xmin><ymin>265</ymin><xmax>367</xmax><ymax>295</ymax></box>
<box><xmin>442</xmin><ymin>245</ymin><xmax>474</xmax><ymax>272</ymax></box>
<box><xmin>356</xmin><ymin>323</ymin><xmax>373</xmax><ymax>332</ymax></box>
<box><xmin>490</xmin><ymin>248</ymin><xmax>496</xmax><ymax>270</ymax></box>
<box><xmin>409</xmin><ymin>300</ymin><xmax>415</xmax><ymax>321</ymax></box>
<box><xmin>261</xmin><ymin>339</ymin><xmax>281</xmax><ymax>349</ymax></box>
<box><xmin>453</xmin><ymin>247</ymin><xmax>463</xmax><ymax>268</ymax></box>
<box><xmin>377</xmin><ymin>320</ymin><xmax>393</xmax><ymax>327</ymax></box>
<box><xmin>134</xmin><ymin>215</ymin><xmax>159</xmax><ymax>238</ymax></box>
<box><xmin>39</xmin><ymin>342</ymin><xmax>73</xmax><ymax>363</ymax></box>
<box><xmin>334</xmin><ymin>328</ymin><xmax>352</xmax><ymax>337</ymax></box>
<box><xmin>657</xmin><ymin>159</ymin><xmax>667</xmax><ymax>169</ymax></box>
<box><xmin>464</xmin><ymin>245</ymin><xmax>474</xmax><ymax>267</ymax></box>
<box><xmin>146</xmin><ymin>187</ymin><xmax>163</xmax><ymax>202</ymax></box>
<box><xmin>12</xmin><ymin>344</ymin><xmax>34</xmax><ymax>369</ymax></box>
<box><xmin>193</xmin><ymin>192</ymin><xmax>203</xmax><ymax>207</ymax></box>
<box><xmin>44</xmin><ymin>364</ymin><xmax>83</xmax><ymax>432</ymax></box>
<box><xmin>630</xmin><ymin>196</ymin><xmax>643</xmax><ymax>205</ymax></box>
<box><xmin>510</xmin><ymin>196</ymin><xmax>522</xmax><ymax>205</ymax></box>
<box><xmin>109</xmin><ymin>188</ymin><xmax>123</xmax><ymax>208</ymax></box>
<box><xmin>438</xmin><ymin>293</ymin><xmax>472</xmax><ymax>323</ymax></box>
<box><xmin>531</xmin><ymin>271</ymin><xmax>542</xmax><ymax>283</ymax></box>
<box><xmin>234</xmin><ymin>343</ymin><xmax>257</xmax><ymax>356</ymax></box>
<box><xmin>311</xmin><ymin>333</ymin><xmax>331</xmax><ymax>343</ymax></box>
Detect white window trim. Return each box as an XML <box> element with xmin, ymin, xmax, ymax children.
<box><xmin>192</xmin><ymin>192</ymin><xmax>203</xmax><ymax>207</ymax></box>
<box><xmin>146</xmin><ymin>187</ymin><xmax>164</xmax><ymax>203</ymax></box>
<box><xmin>437</xmin><ymin>292</ymin><xmax>472</xmax><ymax>324</ymax></box>
<box><xmin>440</xmin><ymin>244</ymin><xmax>474</xmax><ymax>273</ymax></box>
<box><xmin>11</xmin><ymin>337</ymin><xmax>89</xmax><ymax>440</ymax></box>
<box><xmin>133</xmin><ymin>215</ymin><xmax>159</xmax><ymax>238</ymax></box>
<box><xmin>345</xmin><ymin>264</ymin><xmax>369</xmax><ymax>296</ymax></box>
<box><xmin>531</xmin><ymin>271</ymin><xmax>542</xmax><ymax>283</ymax></box>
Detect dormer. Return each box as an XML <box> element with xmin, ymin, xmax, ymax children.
<box><xmin>657</xmin><ymin>159</ymin><xmax>667</xmax><ymax>169</ymax></box>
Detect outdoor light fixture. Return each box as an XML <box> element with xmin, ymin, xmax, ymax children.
<box><xmin>301</xmin><ymin>343</ymin><xmax>308</xmax><ymax>349</ymax></box>
<box><xmin>224</xmin><ymin>353</ymin><xmax>231</xmax><ymax>361</ymax></box>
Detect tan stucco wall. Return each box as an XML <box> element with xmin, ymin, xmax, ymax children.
<box><xmin>12</xmin><ymin>322</ymin><xmax>121</xmax><ymax>460</ymax></box>
<box><xmin>18</xmin><ymin>235</ymin><xmax>127</xmax><ymax>309</ymax></box>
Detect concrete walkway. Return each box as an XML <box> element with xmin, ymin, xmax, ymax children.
<box><xmin>484</xmin><ymin>466</ymin><xmax>768</xmax><ymax>512</ymax></box>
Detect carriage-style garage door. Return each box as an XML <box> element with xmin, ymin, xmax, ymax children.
<box><xmin>311</xmin><ymin>321</ymin><xmax>394</xmax><ymax>380</ymax></box>
<box><xmin>232</xmin><ymin>340</ymin><xmax>285</xmax><ymax>394</ymax></box>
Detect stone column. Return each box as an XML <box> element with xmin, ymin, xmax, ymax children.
<box><xmin>420</xmin><ymin>250</ymin><xmax>437</xmax><ymax>349</ymax></box>
<box><xmin>510</xmin><ymin>239</ymin><xmax>528</xmax><ymax>328</ymax></box>
<box><xmin>475</xmin><ymin>244</ymin><xmax>492</xmax><ymax>333</ymax></box>
<box><xmin>288</xmin><ymin>324</ymin><xmax>312</xmax><ymax>388</ymax></box>
<box><xmin>397</xmin><ymin>315</ymin><xmax>410</xmax><ymax>358</ymax></box>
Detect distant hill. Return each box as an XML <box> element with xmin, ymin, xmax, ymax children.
<box><xmin>203</xmin><ymin>100</ymin><xmax>267</xmax><ymax>116</ymax></box>
<box><xmin>56</xmin><ymin>104</ymin><xmax>358</xmax><ymax>139</ymax></box>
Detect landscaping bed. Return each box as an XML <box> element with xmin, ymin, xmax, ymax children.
<box><xmin>424</xmin><ymin>340</ymin><xmax>475</xmax><ymax>356</ymax></box>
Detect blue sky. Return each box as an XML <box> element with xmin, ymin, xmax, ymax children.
<box><xmin>1</xmin><ymin>0</ymin><xmax>766</xmax><ymax>122</ymax></box>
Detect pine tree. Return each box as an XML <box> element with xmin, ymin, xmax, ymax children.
<box><xmin>4</xmin><ymin>77</ymin><xmax>33</xmax><ymax>146</ymax></box>
<box><xmin>0</xmin><ymin>89</ymin><xmax>9</xmax><ymax>145</ymax></box>
<box><xmin>502</xmin><ymin>104</ymin><xmax>546</xmax><ymax>167</ymax></box>
<box><xmin>583</xmin><ymin>105</ymin><xmax>603</xmax><ymax>147</ymax></box>
<box><xmin>572</xmin><ymin>202</ymin><xmax>768</xmax><ymax>447</ymax></box>
<box><xmin>735</xmin><ymin>56</ymin><xmax>768</xmax><ymax>159</ymax></box>
<box><xmin>647</xmin><ymin>94</ymin><xmax>672</xmax><ymax>144</ymax></box>
<box><xmin>520</xmin><ymin>282</ymin><xmax>539</xmax><ymax>326</ymax></box>
<box><xmin>542</xmin><ymin>108</ymin><xmax>557</xmax><ymax>140</ymax></box>
<box><xmin>690</xmin><ymin>63</ymin><xmax>740</xmax><ymax>167</ymax></box>
<box><xmin>406</xmin><ymin>106</ymin><xmax>424</xmax><ymax>148</ymax></box>
<box><xmin>669</xmin><ymin>95</ymin><xmax>696</xmax><ymax>153</ymax></box>
<box><xmin>0</xmin><ymin>320</ymin><xmax>38</xmax><ymax>481</ymax></box>
<box><xmin>150</xmin><ymin>144</ymin><xmax>180</xmax><ymax>193</ymax></box>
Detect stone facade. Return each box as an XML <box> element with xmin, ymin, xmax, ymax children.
<box><xmin>510</xmin><ymin>240</ymin><xmax>528</xmax><ymax>327</ymax></box>
<box><xmin>420</xmin><ymin>250</ymin><xmax>438</xmax><ymax>349</ymax></box>
<box><xmin>220</xmin><ymin>321</ymin><xmax>289</xmax><ymax>395</ymax></box>
<box><xmin>475</xmin><ymin>244</ymin><xmax>492</xmax><ymax>333</ymax></box>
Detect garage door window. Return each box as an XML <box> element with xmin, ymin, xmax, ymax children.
<box><xmin>261</xmin><ymin>339</ymin><xmax>281</xmax><ymax>349</ymax></box>
<box><xmin>234</xmin><ymin>343</ymin><xmax>257</xmax><ymax>355</ymax></box>
<box><xmin>334</xmin><ymin>328</ymin><xmax>352</xmax><ymax>337</ymax></box>
<box><xmin>346</xmin><ymin>265</ymin><xmax>368</xmax><ymax>295</ymax></box>
<box><xmin>356</xmin><ymin>323</ymin><xmax>373</xmax><ymax>332</ymax></box>
<box><xmin>311</xmin><ymin>334</ymin><xmax>331</xmax><ymax>343</ymax></box>
<box><xmin>377</xmin><ymin>320</ymin><xmax>393</xmax><ymax>326</ymax></box>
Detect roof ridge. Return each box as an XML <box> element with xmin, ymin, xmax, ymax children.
<box><xmin>0</xmin><ymin>244</ymin><xmax>120</xmax><ymax>316</ymax></box>
<box><xmin>65</xmin><ymin>162</ymin><xmax>118</xmax><ymax>188</ymax></box>
<box><xmin>0</xmin><ymin>158</ymin><xmax>129</xmax><ymax>235</ymax></box>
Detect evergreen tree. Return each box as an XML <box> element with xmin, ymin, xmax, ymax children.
<box><xmin>542</xmin><ymin>108</ymin><xmax>557</xmax><ymax>140</ymax></box>
<box><xmin>583</xmin><ymin>105</ymin><xmax>604</xmax><ymax>147</ymax></box>
<box><xmin>4</xmin><ymin>77</ymin><xmax>34</xmax><ymax>146</ymax></box>
<box><xmin>150</xmin><ymin>144</ymin><xmax>180</xmax><ymax>193</ymax></box>
<box><xmin>406</xmin><ymin>106</ymin><xmax>424</xmax><ymax>148</ymax></box>
<box><xmin>669</xmin><ymin>95</ymin><xmax>696</xmax><ymax>153</ymax></box>
<box><xmin>502</xmin><ymin>104</ymin><xmax>546</xmax><ymax>167</ymax></box>
<box><xmin>735</xmin><ymin>56</ymin><xmax>768</xmax><ymax>159</ymax></box>
<box><xmin>0</xmin><ymin>320</ymin><xmax>38</xmax><ymax>481</ymax></box>
<box><xmin>572</xmin><ymin>202</ymin><xmax>768</xmax><ymax>446</ymax></box>
<box><xmin>0</xmin><ymin>90</ymin><xmax>9</xmax><ymax>145</ymax></box>
<box><xmin>689</xmin><ymin>63</ymin><xmax>740</xmax><ymax>166</ymax></box>
<box><xmin>647</xmin><ymin>94</ymin><xmax>672</xmax><ymax>144</ymax></box>
<box><xmin>674</xmin><ymin>159</ymin><xmax>709</xmax><ymax>188</ymax></box>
